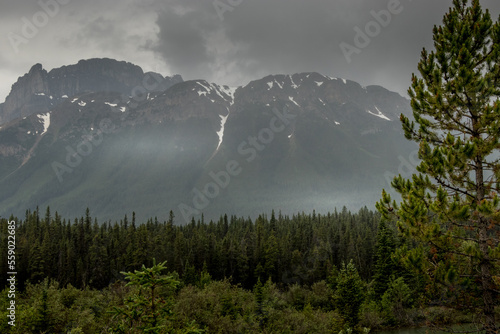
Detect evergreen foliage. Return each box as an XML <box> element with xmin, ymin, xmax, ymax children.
<box><xmin>331</xmin><ymin>260</ymin><xmax>365</xmax><ymax>330</ymax></box>
<box><xmin>110</xmin><ymin>259</ymin><xmax>181</xmax><ymax>333</ymax></box>
<box><xmin>0</xmin><ymin>206</ymin><xmax>380</xmax><ymax>292</ymax></box>
<box><xmin>377</xmin><ymin>1</ymin><xmax>500</xmax><ymax>332</ymax></box>
<box><xmin>0</xmin><ymin>206</ymin><xmax>486</xmax><ymax>333</ymax></box>
<box><xmin>372</xmin><ymin>220</ymin><xmax>397</xmax><ymax>299</ymax></box>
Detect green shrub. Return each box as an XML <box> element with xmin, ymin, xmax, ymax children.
<box><xmin>308</xmin><ymin>281</ymin><xmax>332</xmax><ymax>310</ymax></box>
<box><xmin>359</xmin><ymin>301</ymin><xmax>383</xmax><ymax>330</ymax></box>
<box><xmin>174</xmin><ymin>280</ymin><xmax>258</xmax><ymax>333</ymax></box>
<box><xmin>285</xmin><ymin>284</ymin><xmax>311</xmax><ymax>310</ymax></box>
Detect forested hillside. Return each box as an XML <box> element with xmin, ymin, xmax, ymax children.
<box><xmin>1</xmin><ymin>207</ymin><xmax>381</xmax><ymax>291</ymax></box>
<box><xmin>0</xmin><ymin>207</ymin><xmax>482</xmax><ymax>333</ymax></box>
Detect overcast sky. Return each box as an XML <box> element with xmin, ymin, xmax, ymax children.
<box><xmin>2</xmin><ymin>0</ymin><xmax>500</xmax><ymax>102</ymax></box>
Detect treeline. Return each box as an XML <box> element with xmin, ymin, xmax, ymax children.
<box><xmin>1</xmin><ymin>206</ymin><xmax>380</xmax><ymax>291</ymax></box>
<box><xmin>1</xmin><ymin>207</ymin><xmax>482</xmax><ymax>333</ymax></box>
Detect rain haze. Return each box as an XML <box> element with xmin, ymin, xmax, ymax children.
<box><xmin>2</xmin><ymin>0</ymin><xmax>500</xmax><ymax>101</ymax></box>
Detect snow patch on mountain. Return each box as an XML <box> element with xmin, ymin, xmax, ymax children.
<box><xmin>327</xmin><ymin>76</ymin><xmax>347</xmax><ymax>84</ymax></box>
<box><xmin>218</xmin><ymin>85</ymin><xmax>238</xmax><ymax>106</ymax></box>
<box><xmin>211</xmin><ymin>84</ymin><xmax>227</xmax><ymax>101</ymax></box>
<box><xmin>38</xmin><ymin>112</ymin><xmax>51</xmax><ymax>135</ymax></box>
<box><xmin>288</xmin><ymin>96</ymin><xmax>300</xmax><ymax>107</ymax></box>
<box><xmin>196</xmin><ymin>81</ymin><xmax>211</xmax><ymax>91</ymax></box>
<box><xmin>194</xmin><ymin>81</ymin><xmax>238</xmax><ymax>106</ymax></box>
<box><xmin>367</xmin><ymin>106</ymin><xmax>391</xmax><ymax>121</ymax></box>
<box><xmin>315</xmin><ymin>81</ymin><xmax>323</xmax><ymax>87</ymax></box>
<box><xmin>216</xmin><ymin>113</ymin><xmax>229</xmax><ymax>151</ymax></box>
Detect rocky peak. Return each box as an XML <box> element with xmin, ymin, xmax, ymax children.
<box><xmin>47</xmin><ymin>58</ymin><xmax>145</xmax><ymax>97</ymax></box>
<box><xmin>0</xmin><ymin>58</ymin><xmax>183</xmax><ymax>125</ymax></box>
<box><xmin>1</xmin><ymin>64</ymin><xmax>51</xmax><ymax>124</ymax></box>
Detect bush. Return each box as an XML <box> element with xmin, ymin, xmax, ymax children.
<box><xmin>424</xmin><ymin>306</ymin><xmax>455</xmax><ymax>325</ymax></box>
<box><xmin>381</xmin><ymin>277</ymin><xmax>413</xmax><ymax>325</ymax></box>
<box><xmin>174</xmin><ymin>280</ymin><xmax>258</xmax><ymax>333</ymax></box>
<box><xmin>308</xmin><ymin>281</ymin><xmax>332</xmax><ymax>310</ymax></box>
<box><xmin>359</xmin><ymin>301</ymin><xmax>383</xmax><ymax>330</ymax></box>
<box><xmin>0</xmin><ymin>279</ymin><xmax>107</xmax><ymax>334</ymax></box>
<box><xmin>285</xmin><ymin>284</ymin><xmax>311</xmax><ymax>310</ymax></box>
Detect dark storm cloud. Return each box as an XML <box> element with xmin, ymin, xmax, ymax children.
<box><xmin>0</xmin><ymin>0</ymin><xmax>162</xmax><ymax>101</ymax></box>
<box><xmin>152</xmin><ymin>0</ymin><xmax>500</xmax><ymax>96</ymax></box>
<box><xmin>2</xmin><ymin>0</ymin><xmax>500</xmax><ymax>101</ymax></box>
<box><xmin>154</xmin><ymin>1</ymin><xmax>220</xmax><ymax>80</ymax></box>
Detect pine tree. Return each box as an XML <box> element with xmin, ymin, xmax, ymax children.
<box><xmin>253</xmin><ymin>278</ymin><xmax>265</xmax><ymax>328</ymax></box>
<box><xmin>111</xmin><ymin>259</ymin><xmax>181</xmax><ymax>333</ymax></box>
<box><xmin>35</xmin><ymin>285</ymin><xmax>51</xmax><ymax>332</ymax></box>
<box><xmin>377</xmin><ymin>1</ymin><xmax>500</xmax><ymax>332</ymax></box>
<box><xmin>372</xmin><ymin>220</ymin><xmax>397</xmax><ymax>299</ymax></box>
<box><xmin>331</xmin><ymin>260</ymin><xmax>365</xmax><ymax>330</ymax></box>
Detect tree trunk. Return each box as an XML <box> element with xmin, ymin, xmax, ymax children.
<box><xmin>475</xmin><ymin>154</ymin><xmax>497</xmax><ymax>334</ymax></box>
<box><xmin>479</xmin><ymin>225</ymin><xmax>497</xmax><ymax>334</ymax></box>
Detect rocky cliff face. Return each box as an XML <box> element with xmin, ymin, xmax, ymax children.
<box><xmin>0</xmin><ymin>58</ymin><xmax>183</xmax><ymax>125</ymax></box>
<box><xmin>1</xmin><ymin>64</ymin><xmax>51</xmax><ymax>124</ymax></box>
<box><xmin>0</xmin><ymin>60</ymin><xmax>417</xmax><ymax>222</ymax></box>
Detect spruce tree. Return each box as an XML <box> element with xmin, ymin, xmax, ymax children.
<box><xmin>331</xmin><ymin>260</ymin><xmax>365</xmax><ymax>330</ymax></box>
<box><xmin>377</xmin><ymin>1</ymin><xmax>500</xmax><ymax>332</ymax></box>
<box><xmin>111</xmin><ymin>259</ymin><xmax>180</xmax><ymax>333</ymax></box>
<box><xmin>372</xmin><ymin>220</ymin><xmax>397</xmax><ymax>299</ymax></box>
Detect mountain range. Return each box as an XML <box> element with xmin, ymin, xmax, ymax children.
<box><xmin>0</xmin><ymin>58</ymin><xmax>417</xmax><ymax>223</ymax></box>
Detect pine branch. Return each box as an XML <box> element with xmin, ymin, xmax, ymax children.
<box><xmin>434</xmin><ymin>176</ymin><xmax>475</xmax><ymax>199</ymax></box>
